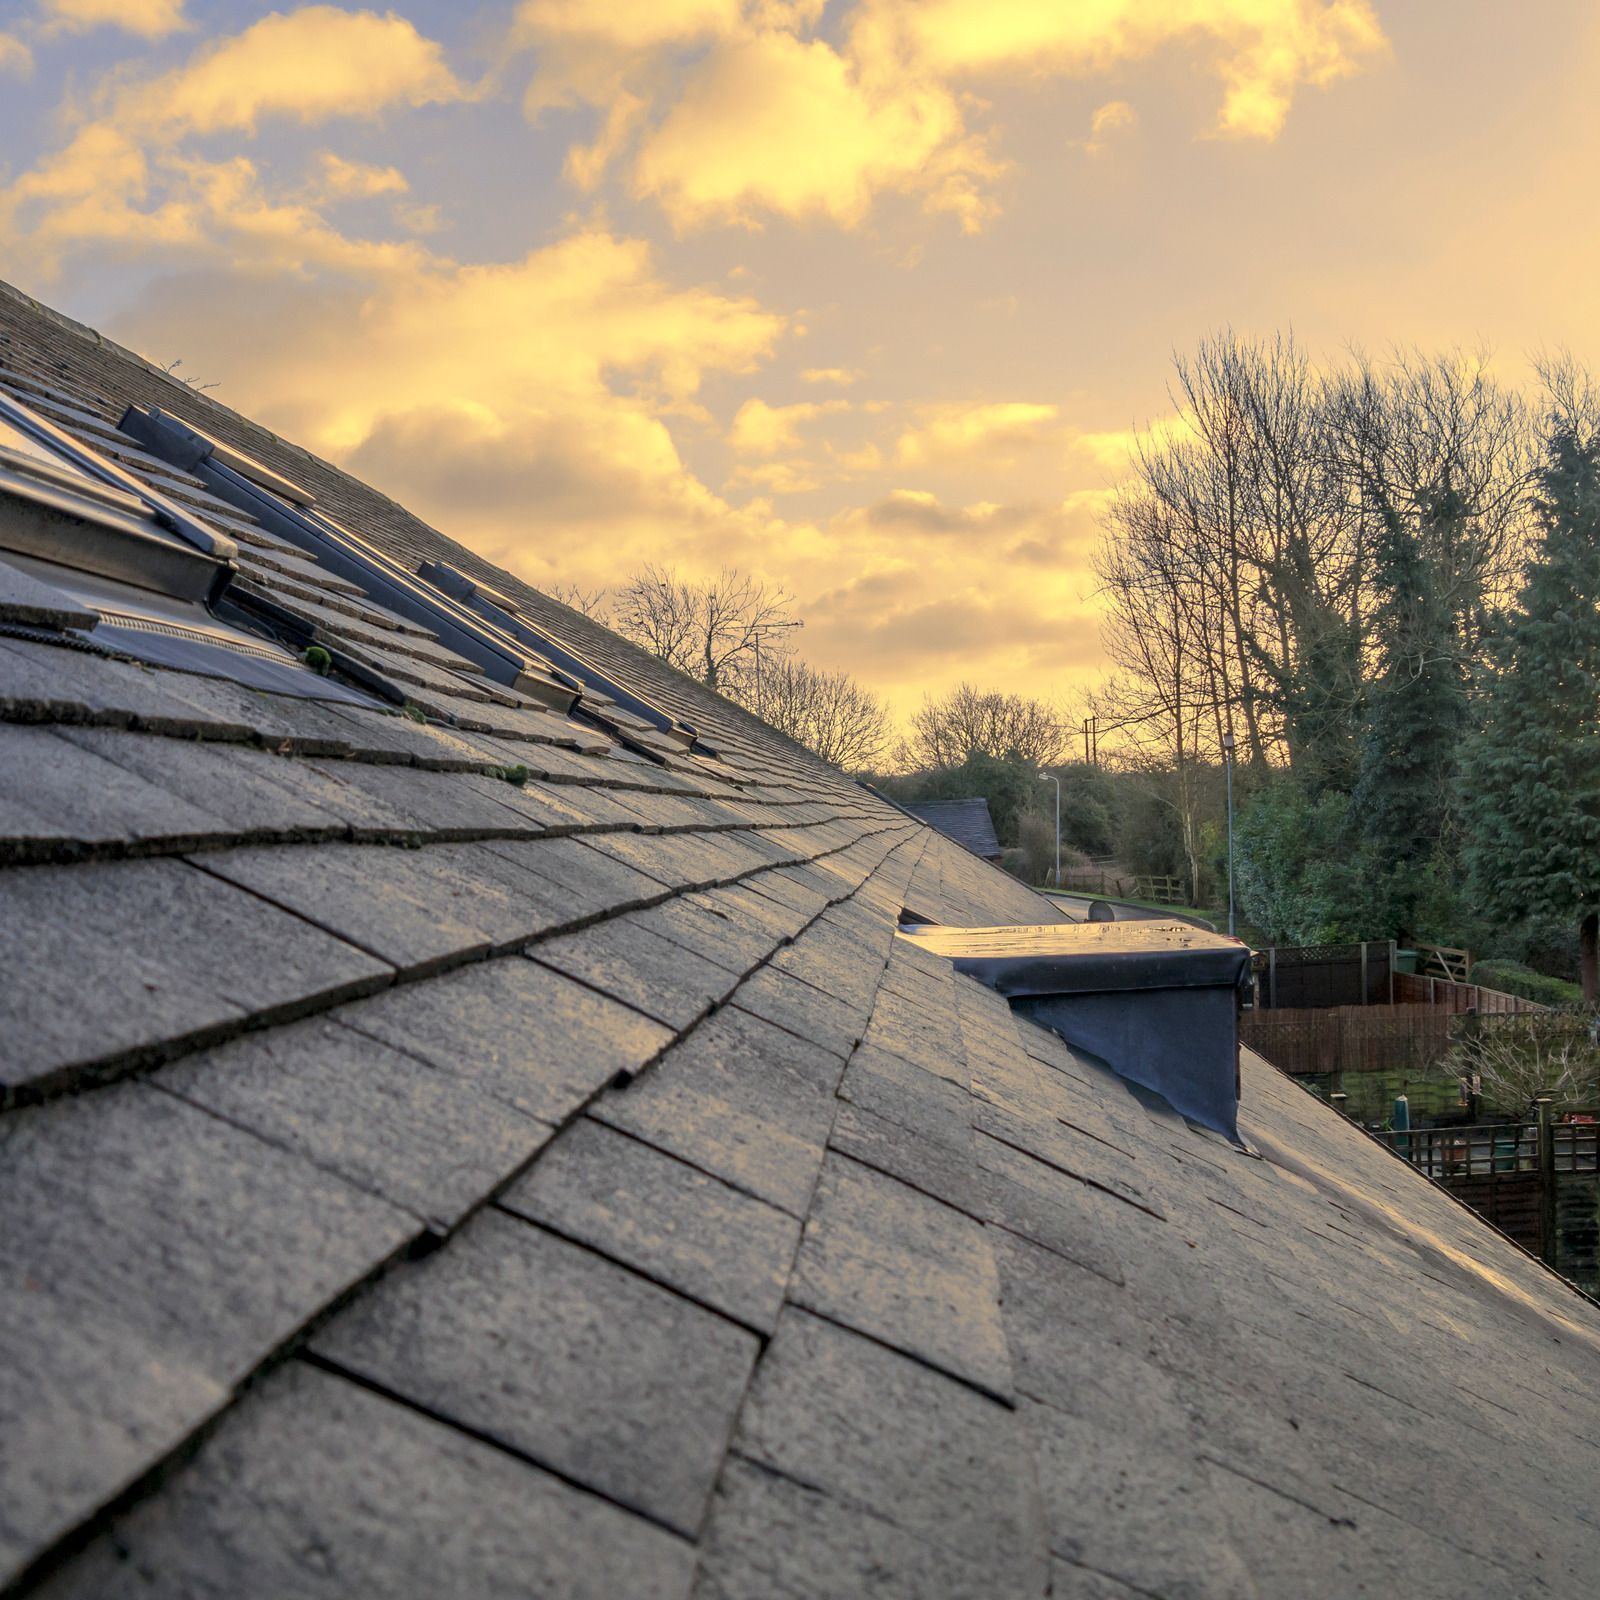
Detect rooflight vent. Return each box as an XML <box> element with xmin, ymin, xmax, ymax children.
<box><xmin>0</xmin><ymin>393</ymin><xmax>380</xmax><ymax>703</ymax></box>
<box><xmin>417</xmin><ymin>559</ymin><xmax>710</xmax><ymax>756</ymax></box>
<box><xmin>900</xmin><ymin>921</ymin><xmax>1254</xmax><ymax>1144</ymax></box>
<box><xmin>120</xmin><ymin>404</ymin><xmax>582</xmax><ymax>716</ymax></box>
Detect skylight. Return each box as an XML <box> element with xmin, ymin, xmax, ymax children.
<box><xmin>0</xmin><ymin>392</ymin><xmax>379</xmax><ymax>704</ymax></box>
<box><xmin>123</xmin><ymin>403</ymin><xmax>716</xmax><ymax>760</ymax></box>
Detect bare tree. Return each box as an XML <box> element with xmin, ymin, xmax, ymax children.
<box><xmin>549</xmin><ymin>583</ymin><xmax>612</xmax><ymax>621</ymax></box>
<box><xmin>745</xmin><ymin>656</ymin><xmax>891</xmax><ymax>770</ymax></box>
<box><xmin>612</xmin><ymin>564</ymin><xmax>797</xmax><ymax>695</ymax></box>
<box><xmin>902</xmin><ymin>682</ymin><xmax>1070</xmax><ymax>769</ymax></box>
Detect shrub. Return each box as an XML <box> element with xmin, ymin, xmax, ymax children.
<box><xmin>1469</xmin><ymin>959</ymin><xmax>1584</xmax><ymax>1007</ymax></box>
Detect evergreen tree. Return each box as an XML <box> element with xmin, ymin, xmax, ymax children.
<box><xmin>1463</xmin><ymin>429</ymin><xmax>1600</xmax><ymax>1004</ymax></box>
<box><xmin>1353</xmin><ymin>488</ymin><xmax>1470</xmax><ymax>935</ymax></box>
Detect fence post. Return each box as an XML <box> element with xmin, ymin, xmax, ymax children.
<box><xmin>1269</xmin><ymin>947</ymin><xmax>1278</xmax><ymax>1010</ymax></box>
<box><xmin>1360</xmin><ymin>942</ymin><xmax>1369</xmax><ymax>1007</ymax></box>
<box><xmin>1537</xmin><ymin>1097</ymin><xmax>1558</xmax><ymax>1267</ymax></box>
<box><xmin>1388</xmin><ymin>939</ymin><xmax>1396</xmax><ymax>1006</ymax></box>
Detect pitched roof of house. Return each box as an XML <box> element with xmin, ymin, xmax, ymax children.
<box><xmin>4</xmin><ymin>277</ymin><xmax>1600</xmax><ymax>1599</ymax></box>
<box><xmin>905</xmin><ymin>795</ymin><xmax>1004</xmax><ymax>860</ymax></box>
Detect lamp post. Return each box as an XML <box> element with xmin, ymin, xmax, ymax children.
<box><xmin>1039</xmin><ymin>771</ymin><xmax>1060</xmax><ymax>889</ymax></box>
<box><xmin>1221</xmin><ymin>730</ymin><xmax>1236</xmax><ymax>939</ymax></box>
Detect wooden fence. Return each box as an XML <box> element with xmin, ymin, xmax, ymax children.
<box><xmin>1241</xmin><ymin>1002</ymin><xmax>1454</xmax><ymax>1076</ymax></box>
<box><xmin>1256</xmin><ymin>941</ymin><xmax>1394</xmax><ymax>1009</ymax></box>
<box><xmin>1393</xmin><ymin>973</ymin><xmax>1543</xmax><ymax>1015</ymax></box>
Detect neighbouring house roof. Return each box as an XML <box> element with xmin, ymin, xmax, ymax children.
<box><xmin>3</xmin><ymin>276</ymin><xmax>1600</xmax><ymax>1599</ymax></box>
<box><xmin>905</xmin><ymin>795</ymin><xmax>1003</xmax><ymax>860</ymax></box>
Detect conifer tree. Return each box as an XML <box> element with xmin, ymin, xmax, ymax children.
<box><xmin>1463</xmin><ymin>429</ymin><xmax>1600</xmax><ymax>1003</ymax></box>
<box><xmin>1354</xmin><ymin>488</ymin><xmax>1469</xmax><ymax>934</ymax></box>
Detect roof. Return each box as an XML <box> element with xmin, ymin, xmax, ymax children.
<box><xmin>3</xmin><ymin>277</ymin><xmax>1600</xmax><ymax>1599</ymax></box>
<box><xmin>904</xmin><ymin>795</ymin><xmax>1003</xmax><ymax>859</ymax></box>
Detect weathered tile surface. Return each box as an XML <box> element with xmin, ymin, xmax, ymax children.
<box><xmin>312</xmin><ymin>1210</ymin><xmax>759</xmax><ymax>1536</ymax></box>
<box><xmin>502</xmin><ymin>1116</ymin><xmax>801</xmax><ymax>1332</ymax></box>
<box><xmin>591</xmin><ymin>1005</ymin><xmax>845</xmax><ymax>1215</ymax></box>
<box><xmin>31</xmin><ymin>1362</ymin><xmax>695</xmax><ymax>1600</ymax></box>
<box><xmin>337</xmin><ymin>954</ymin><xmax>671</xmax><ymax>1123</ymax></box>
<box><xmin>0</xmin><ymin>857</ymin><xmax>391</xmax><ymax>1099</ymax></box>
<box><xmin>790</xmin><ymin>1153</ymin><xmax>1013</xmax><ymax>1401</ymax></box>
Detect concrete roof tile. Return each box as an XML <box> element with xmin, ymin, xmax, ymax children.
<box><xmin>161</xmin><ymin>1014</ymin><xmax>552</xmax><ymax>1231</ymax></box>
<box><xmin>733</xmin><ymin>1310</ymin><xmax>1047</xmax><ymax>1593</ymax></box>
<box><xmin>311</xmin><ymin>1210</ymin><xmax>759</xmax><ymax>1537</ymax></box>
<box><xmin>337</xmin><ymin>954</ymin><xmax>671</xmax><ymax>1124</ymax></box>
<box><xmin>0</xmin><ymin>857</ymin><xmax>392</xmax><ymax>1101</ymax></box>
<box><xmin>790</xmin><ymin>1153</ymin><xmax>1013</xmax><ymax>1401</ymax></box>
<box><xmin>501</xmin><ymin>1117</ymin><xmax>800</xmax><ymax>1334</ymax></box>
<box><xmin>591</xmin><ymin>1006</ymin><xmax>843</xmax><ymax>1216</ymax></box>
<box><xmin>30</xmin><ymin>1361</ymin><xmax>695</xmax><ymax>1600</ymax></box>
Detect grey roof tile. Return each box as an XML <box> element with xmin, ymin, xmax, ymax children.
<box><xmin>790</xmin><ymin>1152</ymin><xmax>1013</xmax><ymax>1401</ymax></box>
<box><xmin>632</xmin><ymin>890</ymin><xmax>785</xmax><ymax>976</ymax></box>
<box><xmin>0</xmin><ymin>1082</ymin><xmax>416</xmax><ymax>1583</ymax></box>
<box><xmin>732</xmin><ymin>965</ymin><xmax>866</xmax><ymax>1061</ymax></box>
<box><xmin>827</xmin><ymin>1098</ymin><xmax>980</xmax><ymax>1215</ymax></box>
<box><xmin>0</xmin><ymin>557</ymin><xmax>97</xmax><ymax>630</ymax></box>
<box><xmin>0</xmin><ymin>1276</ymin><xmax>228</xmax><ymax>1589</ymax></box>
<box><xmin>193</xmin><ymin>841</ymin><xmax>521</xmax><ymax>973</ymax></box>
<box><xmin>311</xmin><ymin>1209</ymin><xmax>759</xmax><ymax>1538</ymax></box>
<box><xmin>691</xmin><ymin>1456</ymin><xmax>1007</xmax><ymax>1600</ymax></box>
<box><xmin>0</xmin><ymin>636</ymin><xmax>253</xmax><ymax>738</ymax></box>
<box><xmin>480</xmin><ymin>833</ymin><xmax>668</xmax><ymax>914</ymax></box>
<box><xmin>591</xmin><ymin>1005</ymin><xmax>843</xmax><ymax>1216</ymax></box>
<box><xmin>337</xmin><ymin>955</ymin><xmax>671</xmax><ymax>1123</ymax></box>
<box><xmin>733</xmin><ymin>1310</ymin><xmax>1047</xmax><ymax>1594</ymax></box>
<box><xmin>835</xmin><ymin>1041</ymin><xmax>973</xmax><ymax>1137</ymax></box>
<box><xmin>501</xmin><ymin>1117</ymin><xmax>801</xmax><ymax>1334</ymax></box>
<box><xmin>1024</xmin><ymin>1397</ymin><xmax>1257</xmax><ymax>1600</ymax></box>
<box><xmin>531</xmin><ymin>915</ymin><xmax>741</xmax><ymax>1030</ymax></box>
<box><xmin>31</xmin><ymin>1360</ymin><xmax>695</xmax><ymax>1600</ymax></box>
<box><xmin>0</xmin><ymin>857</ymin><xmax>391</xmax><ymax>1101</ymax></box>
<box><xmin>160</xmin><ymin>1014</ymin><xmax>552</xmax><ymax>1230</ymax></box>
<box><xmin>0</xmin><ymin>725</ymin><xmax>227</xmax><ymax>863</ymax></box>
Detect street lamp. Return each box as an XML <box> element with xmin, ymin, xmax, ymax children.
<box><xmin>1221</xmin><ymin>730</ymin><xmax>1236</xmax><ymax>938</ymax></box>
<box><xmin>1038</xmin><ymin>771</ymin><xmax>1061</xmax><ymax>889</ymax></box>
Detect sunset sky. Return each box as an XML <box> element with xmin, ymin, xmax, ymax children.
<box><xmin>1</xmin><ymin>0</ymin><xmax>1595</xmax><ymax>723</ymax></box>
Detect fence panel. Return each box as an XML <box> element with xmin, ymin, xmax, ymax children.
<box><xmin>1241</xmin><ymin>1003</ymin><xmax>1452</xmax><ymax>1076</ymax></box>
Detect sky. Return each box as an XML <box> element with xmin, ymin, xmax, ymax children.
<box><xmin>1</xmin><ymin>0</ymin><xmax>1597</xmax><ymax>726</ymax></box>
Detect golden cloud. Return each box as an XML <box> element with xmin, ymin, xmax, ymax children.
<box><xmin>894</xmin><ymin>401</ymin><xmax>1061</xmax><ymax>467</ymax></box>
<box><xmin>311</xmin><ymin>152</ymin><xmax>410</xmax><ymax>201</ymax></box>
<box><xmin>114</xmin><ymin>6</ymin><xmax>468</xmax><ymax>138</ymax></box>
<box><xmin>520</xmin><ymin>0</ymin><xmax>1385</xmax><ymax>233</ymax></box>
<box><xmin>0</xmin><ymin>32</ymin><xmax>32</xmax><ymax>74</ymax></box>
<box><xmin>632</xmin><ymin>29</ymin><xmax>992</xmax><ymax>232</ymax></box>
<box><xmin>728</xmin><ymin>397</ymin><xmax>849</xmax><ymax>454</ymax></box>
<box><xmin>40</xmin><ymin>0</ymin><xmax>188</xmax><ymax>37</ymax></box>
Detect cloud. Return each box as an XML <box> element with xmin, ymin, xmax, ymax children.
<box><xmin>311</xmin><ymin>152</ymin><xmax>410</xmax><ymax>201</ymax></box>
<box><xmin>728</xmin><ymin>396</ymin><xmax>849</xmax><ymax>454</ymax></box>
<box><xmin>39</xmin><ymin>0</ymin><xmax>188</xmax><ymax>37</ymax></box>
<box><xmin>517</xmin><ymin>0</ymin><xmax>1385</xmax><ymax>234</ymax></box>
<box><xmin>113</xmin><ymin>7</ymin><xmax>468</xmax><ymax>139</ymax></box>
<box><xmin>631</xmin><ymin>28</ymin><xmax>999</xmax><ymax>232</ymax></box>
<box><xmin>801</xmin><ymin>366</ymin><xmax>863</xmax><ymax>386</ymax></box>
<box><xmin>1</xmin><ymin>8</ymin><xmax>474</xmax><ymax>278</ymax></box>
<box><xmin>1080</xmin><ymin>99</ymin><xmax>1138</xmax><ymax>155</ymax></box>
<box><xmin>894</xmin><ymin>401</ymin><xmax>1061</xmax><ymax>466</ymax></box>
<box><xmin>0</xmin><ymin>32</ymin><xmax>31</xmax><ymax>74</ymax></box>
<box><xmin>869</xmin><ymin>0</ymin><xmax>1387</xmax><ymax>141</ymax></box>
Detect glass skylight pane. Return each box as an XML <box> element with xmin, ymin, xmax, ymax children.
<box><xmin>0</xmin><ymin>413</ymin><xmax>98</xmax><ymax>481</ymax></box>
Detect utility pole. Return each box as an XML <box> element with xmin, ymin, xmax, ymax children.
<box><xmin>1039</xmin><ymin>771</ymin><xmax>1061</xmax><ymax>888</ymax></box>
<box><xmin>749</xmin><ymin>618</ymin><xmax>803</xmax><ymax>718</ymax></box>
<box><xmin>1222</xmin><ymin>730</ymin><xmax>1236</xmax><ymax>938</ymax></box>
